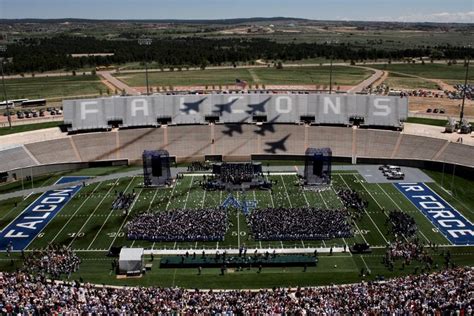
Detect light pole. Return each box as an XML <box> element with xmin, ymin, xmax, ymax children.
<box><xmin>327</xmin><ymin>40</ymin><xmax>338</xmax><ymax>94</ymax></box>
<box><xmin>0</xmin><ymin>45</ymin><xmax>11</xmax><ymax>129</ymax></box>
<box><xmin>459</xmin><ymin>58</ymin><xmax>470</xmax><ymax>125</ymax></box>
<box><xmin>138</xmin><ymin>38</ymin><xmax>152</xmax><ymax>95</ymax></box>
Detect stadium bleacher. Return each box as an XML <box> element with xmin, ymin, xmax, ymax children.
<box><xmin>72</xmin><ymin>132</ymin><xmax>118</xmax><ymax>161</ymax></box>
<box><xmin>0</xmin><ymin>125</ymin><xmax>473</xmax><ymax>174</ymax></box>
<box><xmin>0</xmin><ymin>145</ymin><xmax>38</xmax><ymax>172</ymax></box>
<box><xmin>25</xmin><ymin>138</ymin><xmax>78</xmax><ymax>164</ymax></box>
<box><xmin>394</xmin><ymin>135</ymin><xmax>447</xmax><ymax>161</ymax></box>
<box><xmin>356</xmin><ymin>129</ymin><xmax>400</xmax><ymax>158</ymax></box>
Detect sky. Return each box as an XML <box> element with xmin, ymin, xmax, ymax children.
<box><xmin>0</xmin><ymin>0</ymin><xmax>473</xmax><ymax>23</ymax></box>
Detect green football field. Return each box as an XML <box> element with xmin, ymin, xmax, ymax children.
<box><xmin>0</xmin><ymin>166</ymin><xmax>473</xmax><ymax>288</ymax></box>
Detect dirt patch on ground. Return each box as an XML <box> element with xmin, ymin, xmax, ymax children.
<box><xmin>409</xmin><ymin>96</ymin><xmax>474</xmax><ymax>117</ymax></box>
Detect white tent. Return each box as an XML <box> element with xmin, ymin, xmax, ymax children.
<box><xmin>119</xmin><ymin>248</ymin><xmax>144</xmax><ymax>274</ymax></box>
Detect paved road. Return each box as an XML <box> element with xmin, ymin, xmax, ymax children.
<box><xmin>98</xmin><ymin>71</ymin><xmax>140</xmax><ymax>96</ymax></box>
<box><xmin>347</xmin><ymin>66</ymin><xmax>384</xmax><ymax>94</ymax></box>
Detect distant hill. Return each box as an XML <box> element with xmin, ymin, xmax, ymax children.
<box><xmin>0</xmin><ymin>17</ymin><xmax>309</xmax><ymax>25</ymax></box>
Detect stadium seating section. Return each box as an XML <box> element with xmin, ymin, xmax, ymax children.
<box><xmin>1</xmin><ymin>125</ymin><xmax>473</xmax><ymax>172</ymax></box>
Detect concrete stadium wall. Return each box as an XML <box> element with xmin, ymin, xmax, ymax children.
<box><xmin>0</xmin><ymin>125</ymin><xmax>473</xmax><ymax>178</ymax></box>
<box><xmin>5</xmin><ymin>160</ymin><xmax>128</xmax><ymax>182</ymax></box>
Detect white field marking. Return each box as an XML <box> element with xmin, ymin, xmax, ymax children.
<box><xmin>280</xmin><ymin>241</ymin><xmax>284</xmax><ymax>248</ymax></box>
<box><xmin>87</xmin><ymin>177</ymin><xmax>136</xmax><ymax>250</ymax></box>
<box><xmin>301</xmin><ymin>187</ymin><xmax>310</xmax><ymax>206</ymax></box>
<box><xmin>236</xmin><ymin>192</ymin><xmax>241</xmax><ymax>249</ymax></box>
<box><xmin>376</xmin><ymin>183</ymin><xmax>430</xmax><ymax>244</ymax></box>
<box><xmin>348</xmin><ymin>174</ymin><xmax>389</xmax><ymax>244</ymax></box>
<box><xmin>165</xmin><ymin>180</ymin><xmax>179</xmax><ymax>210</ymax></box>
<box><xmin>389</xmin><ymin>182</ymin><xmax>453</xmax><ymax>245</ymax></box>
<box><xmin>280</xmin><ymin>175</ymin><xmax>293</xmax><ymax>208</ymax></box>
<box><xmin>322</xmin><ymin>239</ymin><xmax>327</xmax><ymax>247</ymax></box>
<box><xmin>68</xmin><ymin>178</ymin><xmax>120</xmax><ymax>247</ymax></box>
<box><xmin>360</xmin><ymin>255</ymin><xmax>370</xmax><ymax>272</ymax></box>
<box><xmin>108</xmin><ymin>189</ymin><xmax>144</xmax><ymax>251</ymax></box>
<box><xmin>148</xmin><ymin>188</ymin><xmax>161</xmax><ymax>251</ymax></box>
<box><xmin>432</xmin><ymin>182</ymin><xmax>473</xmax><ymax>216</ymax></box>
<box><xmin>219</xmin><ymin>190</ymin><xmax>223</xmax><ymax>204</ymax></box>
<box><xmin>182</xmin><ymin>172</ymin><xmax>359</xmax><ymax>177</ymax></box>
<box><xmin>148</xmin><ymin>188</ymin><xmax>159</xmax><ymax>211</ymax></box>
<box><xmin>337</xmin><ymin>175</ymin><xmax>374</xmax><ymax>245</ymax></box>
<box><xmin>24</xmin><ymin>192</ymin><xmax>33</xmax><ymax>200</ymax></box>
<box><xmin>329</xmin><ymin>185</ymin><xmax>355</xmax><ymax>252</ymax></box>
<box><xmin>0</xmin><ymin>196</ymin><xmax>33</xmax><ymax>233</ymax></box>
<box><xmin>145</xmin><ymin>180</ymin><xmax>181</xmax><ymax>249</ymax></box>
<box><xmin>301</xmin><ymin>240</ymin><xmax>305</xmax><ymax>247</ymax></box>
<box><xmin>201</xmin><ymin>188</ymin><xmax>206</xmax><ymax>208</ymax></box>
<box><xmin>265</xmin><ymin>174</ymin><xmax>275</xmax><ymax>207</ymax></box>
<box><xmin>259</xmin><ymin>241</ymin><xmax>262</xmax><ymax>248</ymax></box>
<box><xmin>50</xmin><ymin>182</ymin><xmax>103</xmax><ymax>243</ymax></box>
<box><xmin>354</xmin><ymin>175</ymin><xmax>408</xmax><ymax>244</ymax></box>
<box><xmin>173</xmin><ymin>241</ymin><xmax>177</xmax><ymax>249</ymax></box>
<box><xmin>319</xmin><ymin>191</ymin><xmax>328</xmax><ymax>209</ymax></box>
<box><xmin>183</xmin><ymin>176</ymin><xmax>194</xmax><ymax>209</ymax></box>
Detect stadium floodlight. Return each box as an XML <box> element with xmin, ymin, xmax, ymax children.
<box><xmin>326</xmin><ymin>40</ymin><xmax>338</xmax><ymax>94</ymax></box>
<box><xmin>0</xmin><ymin>44</ymin><xmax>11</xmax><ymax>129</ymax></box>
<box><xmin>138</xmin><ymin>38</ymin><xmax>153</xmax><ymax>96</ymax></box>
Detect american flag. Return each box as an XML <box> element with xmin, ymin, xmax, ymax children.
<box><xmin>235</xmin><ymin>78</ymin><xmax>248</xmax><ymax>89</ymax></box>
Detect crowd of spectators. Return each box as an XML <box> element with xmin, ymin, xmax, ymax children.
<box><xmin>387</xmin><ymin>210</ymin><xmax>417</xmax><ymax>238</ymax></box>
<box><xmin>0</xmin><ymin>267</ymin><xmax>471</xmax><ymax>314</ymax></box>
<box><xmin>112</xmin><ymin>191</ymin><xmax>136</xmax><ymax>213</ymax></box>
<box><xmin>386</xmin><ymin>240</ymin><xmax>426</xmax><ymax>263</ymax></box>
<box><xmin>125</xmin><ymin>208</ymin><xmax>228</xmax><ymax>242</ymax></box>
<box><xmin>336</xmin><ymin>189</ymin><xmax>367</xmax><ymax>219</ymax></box>
<box><xmin>22</xmin><ymin>244</ymin><xmax>81</xmax><ymax>279</ymax></box>
<box><xmin>187</xmin><ymin>161</ymin><xmax>211</xmax><ymax>172</ymax></box>
<box><xmin>248</xmin><ymin>207</ymin><xmax>352</xmax><ymax>240</ymax></box>
<box><xmin>220</xmin><ymin>163</ymin><xmax>255</xmax><ymax>185</ymax></box>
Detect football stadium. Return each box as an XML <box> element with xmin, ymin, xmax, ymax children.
<box><xmin>0</xmin><ymin>4</ymin><xmax>473</xmax><ymax>314</ymax></box>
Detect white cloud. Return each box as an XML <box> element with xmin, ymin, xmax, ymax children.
<box><xmin>394</xmin><ymin>11</ymin><xmax>474</xmax><ymax>23</ymax></box>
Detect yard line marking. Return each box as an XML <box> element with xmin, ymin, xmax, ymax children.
<box><xmin>108</xmin><ymin>189</ymin><xmax>144</xmax><ymax>251</ymax></box>
<box><xmin>265</xmin><ymin>174</ymin><xmax>275</xmax><ymax>207</ymax></box>
<box><xmin>280</xmin><ymin>175</ymin><xmax>293</xmax><ymax>207</ymax></box>
<box><xmin>148</xmin><ymin>188</ymin><xmax>159</xmax><ymax>211</ymax></box>
<box><xmin>147</xmin><ymin>186</ymin><xmax>162</xmax><ymax>251</ymax></box>
<box><xmin>301</xmin><ymin>240</ymin><xmax>305</xmax><ymax>247</ymax></box>
<box><xmin>144</xmin><ymin>179</ymin><xmax>181</xmax><ymax>250</ymax></box>
<box><xmin>360</xmin><ymin>255</ymin><xmax>370</xmax><ymax>273</ymax></box>
<box><xmin>165</xmin><ymin>180</ymin><xmax>179</xmax><ymax>210</ymax></box>
<box><xmin>50</xmin><ymin>182</ymin><xmax>103</xmax><ymax>244</ymax></box>
<box><xmin>319</xmin><ymin>191</ymin><xmax>328</xmax><ymax>208</ymax></box>
<box><xmin>259</xmin><ymin>241</ymin><xmax>262</xmax><ymax>249</ymax></box>
<box><xmin>376</xmin><ymin>183</ymin><xmax>430</xmax><ymax>244</ymax></box>
<box><xmin>183</xmin><ymin>176</ymin><xmax>194</xmax><ymax>209</ymax></box>
<box><xmin>236</xmin><ymin>192</ymin><xmax>241</xmax><ymax>249</ymax></box>
<box><xmin>349</xmin><ymin>175</ymin><xmax>389</xmax><ymax>244</ymax></box>
<box><xmin>68</xmin><ymin>178</ymin><xmax>120</xmax><ymax>247</ymax></box>
<box><xmin>219</xmin><ymin>190</ymin><xmax>223</xmax><ymax>204</ymax></box>
<box><xmin>87</xmin><ymin>177</ymin><xmax>136</xmax><ymax>250</ymax></box>
<box><xmin>201</xmin><ymin>188</ymin><xmax>206</xmax><ymax>208</ymax></box>
<box><xmin>280</xmin><ymin>241</ymin><xmax>284</xmax><ymax>248</ymax></box>
<box><xmin>301</xmin><ymin>188</ymin><xmax>310</xmax><ymax>206</ymax></box>
<box><xmin>338</xmin><ymin>175</ymin><xmax>379</xmax><ymax>245</ymax></box>
<box><xmin>353</xmin><ymin>175</ymin><xmax>408</xmax><ymax>243</ymax></box>
<box><xmin>431</xmin><ymin>182</ymin><xmax>473</xmax><ymax>216</ymax></box>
